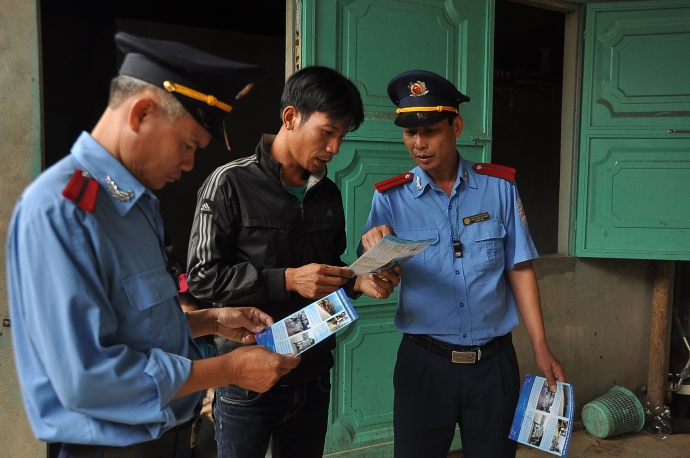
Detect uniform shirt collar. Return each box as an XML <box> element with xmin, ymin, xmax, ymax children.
<box><xmin>411</xmin><ymin>152</ymin><xmax>476</xmax><ymax>198</ymax></box>
<box><xmin>71</xmin><ymin>131</ymin><xmax>152</xmax><ymax>216</ymax></box>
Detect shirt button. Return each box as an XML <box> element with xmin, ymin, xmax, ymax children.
<box><xmin>455</xmin><ymin>270</ymin><xmax>460</xmax><ymax>275</ymax></box>
<box><xmin>460</xmin><ymin>303</ymin><xmax>464</xmax><ymax>307</ymax></box>
<box><xmin>448</xmin><ymin>205</ymin><xmax>452</xmax><ymax>210</ymax></box>
<box><xmin>463</xmin><ymin>333</ymin><xmax>467</xmax><ymax>338</ymax></box>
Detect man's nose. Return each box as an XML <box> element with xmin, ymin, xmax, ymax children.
<box><xmin>414</xmin><ymin>135</ymin><xmax>427</xmax><ymax>151</ymax></box>
<box><xmin>326</xmin><ymin>138</ymin><xmax>343</xmax><ymax>155</ymax></box>
<box><xmin>180</xmin><ymin>150</ymin><xmax>195</xmax><ymax>172</ymax></box>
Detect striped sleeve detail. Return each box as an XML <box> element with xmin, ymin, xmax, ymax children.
<box><xmin>193</xmin><ymin>156</ymin><xmax>257</xmax><ymax>275</ymax></box>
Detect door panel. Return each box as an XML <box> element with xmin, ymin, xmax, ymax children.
<box><xmin>580</xmin><ymin>136</ymin><xmax>690</xmax><ymax>257</ymax></box>
<box><xmin>303</xmin><ymin>0</ymin><xmax>494</xmax><ymax>149</ymax></box>
<box><xmin>577</xmin><ymin>0</ymin><xmax>690</xmax><ymax>259</ymax></box>
<box><xmin>301</xmin><ymin>0</ymin><xmax>492</xmax><ymax>454</ymax></box>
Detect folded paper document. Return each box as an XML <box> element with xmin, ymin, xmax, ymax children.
<box><xmin>256</xmin><ymin>289</ymin><xmax>358</xmax><ymax>356</ymax></box>
<box><xmin>348</xmin><ymin>234</ymin><xmax>433</xmax><ymax>276</ymax></box>
<box><xmin>509</xmin><ymin>374</ymin><xmax>575</xmax><ymax>457</ymax></box>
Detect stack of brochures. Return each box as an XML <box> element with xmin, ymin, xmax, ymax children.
<box><xmin>509</xmin><ymin>374</ymin><xmax>575</xmax><ymax>457</ymax></box>
<box><xmin>256</xmin><ymin>288</ymin><xmax>359</xmax><ymax>356</ymax></box>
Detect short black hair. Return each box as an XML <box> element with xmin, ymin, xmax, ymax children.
<box><xmin>280</xmin><ymin>66</ymin><xmax>364</xmax><ymax>132</ymax></box>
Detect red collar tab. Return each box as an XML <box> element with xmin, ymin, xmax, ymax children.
<box><xmin>473</xmin><ymin>163</ymin><xmax>516</xmax><ymax>182</ymax></box>
<box><xmin>62</xmin><ymin>169</ymin><xmax>99</xmax><ymax>213</ymax></box>
<box><xmin>374</xmin><ymin>172</ymin><xmax>414</xmax><ymax>192</ymax></box>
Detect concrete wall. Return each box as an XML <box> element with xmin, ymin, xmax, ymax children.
<box><xmin>515</xmin><ymin>256</ymin><xmax>655</xmax><ymax>417</ymax></box>
<box><xmin>0</xmin><ymin>0</ymin><xmax>45</xmax><ymax>457</ymax></box>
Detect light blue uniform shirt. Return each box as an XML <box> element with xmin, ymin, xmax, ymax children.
<box><xmin>6</xmin><ymin>132</ymin><xmax>203</xmax><ymax>445</ymax></box>
<box><xmin>363</xmin><ymin>154</ymin><xmax>538</xmax><ymax>346</ymax></box>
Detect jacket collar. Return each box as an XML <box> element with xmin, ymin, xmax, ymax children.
<box><xmin>255</xmin><ymin>134</ymin><xmax>326</xmax><ymax>190</ymax></box>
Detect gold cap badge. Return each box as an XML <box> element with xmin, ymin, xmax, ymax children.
<box><xmin>408</xmin><ymin>81</ymin><xmax>428</xmax><ymax>97</ymax></box>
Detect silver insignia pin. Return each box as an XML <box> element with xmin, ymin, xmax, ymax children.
<box><xmin>463</xmin><ymin>168</ymin><xmax>469</xmax><ymax>183</ymax></box>
<box><xmin>105</xmin><ymin>175</ymin><xmax>135</xmax><ymax>202</ymax></box>
<box><xmin>416</xmin><ymin>175</ymin><xmax>422</xmax><ymax>191</ymax></box>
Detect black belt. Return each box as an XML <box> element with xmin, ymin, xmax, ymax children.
<box><xmin>406</xmin><ymin>332</ymin><xmax>512</xmax><ymax>364</ymax></box>
<box><xmin>62</xmin><ymin>417</ymin><xmax>200</xmax><ymax>458</ymax></box>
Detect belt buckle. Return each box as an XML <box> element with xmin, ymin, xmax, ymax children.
<box><xmin>190</xmin><ymin>417</ymin><xmax>200</xmax><ymax>449</ymax></box>
<box><xmin>451</xmin><ymin>349</ymin><xmax>479</xmax><ymax>364</ymax></box>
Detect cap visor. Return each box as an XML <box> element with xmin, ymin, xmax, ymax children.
<box><xmin>394</xmin><ymin>111</ymin><xmax>451</xmax><ymax>128</ymax></box>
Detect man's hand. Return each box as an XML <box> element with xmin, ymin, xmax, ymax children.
<box><xmin>215</xmin><ymin>307</ymin><xmax>275</xmax><ymax>344</ymax></box>
<box><xmin>533</xmin><ymin>343</ymin><xmax>566</xmax><ymax>392</ymax></box>
<box><xmin>354</xmin><ymin>266</ymin><xmax>402</xmax><ymax>299</ymax></box>
<box><xmin>226</xmin><ymin>346</ymin><xmax>301</xmax><ymax>393</ymax></box>
<box><xmin>174</xmin><ymin>346</ymin><xmax>301</xmax><ymax>399</ymax></box>
<box><xmin>361</xmin><ymin>224</ymin><xmax>395</xmax><ymax>253</ymax></box>
<box><xmin>285</xmin><ymin>264</ymin><xmax>355</xmax><ymax>299</ymax></box>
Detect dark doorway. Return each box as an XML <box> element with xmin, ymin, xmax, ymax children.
<box><xmin>492</xmin><ymin>0</ymin><xmax>565</xmax><ymax>255</ymax></box>
<box><xmin>40</xmin><ymin>0</ymin><xmax>286</xmax><ymax>267</ymax></box>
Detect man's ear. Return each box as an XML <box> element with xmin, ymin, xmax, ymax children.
<box><xmin>128</xmin><ymin>97</ymin><xmax>155</xmax><ymax>133</ymax></box>
<box><xmin>454</xmin><ymin>115</ymin><xmax>464</xmax><ymax>139</ymax></box>
<box><xmin>282</xmin><ymin>106</ymin><xmax>299</xmax><ymax>130</ymax></box>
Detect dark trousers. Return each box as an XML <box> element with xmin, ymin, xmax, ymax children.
<box><xmin>393</xmin><ymin>335</ymin><xmax>520</xmax><ymax>458</ymax></box>
<box><xmin>58</xmin><ymin>444</ymin><xmax>194</xmax><ymax>458</ymax></box>
<box><xmin>213</xmin><ymin>376</ymin><xmax>331</xmax><ymax>458</ymax></box>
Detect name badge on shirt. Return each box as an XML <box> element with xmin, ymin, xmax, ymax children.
<box><xmin>462</xmin><ymin>212</ymin><xmax>490</xmax><ymax>226</ymax></box>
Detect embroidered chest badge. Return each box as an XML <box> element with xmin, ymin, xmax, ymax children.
<box><xmin>517</xmin><ymin>198</ymin><xmax>528</xmax><ymax>225</ymax></box>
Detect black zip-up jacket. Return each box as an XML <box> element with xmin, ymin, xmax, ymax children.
<box><xmin>187</xmin><ymin>134</ymin><xmax>355</xmax><ymax>384</ymax></box>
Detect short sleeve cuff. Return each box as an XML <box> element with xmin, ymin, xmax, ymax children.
<box><xmin>506</xmin><ymin>248</ymin><xmax>539</xmax><ymax>270</ymax></box>
<box><xmin>144</xmin><ymin>349</ymin><xmax>193</xmax><ymax>413</ymax></box>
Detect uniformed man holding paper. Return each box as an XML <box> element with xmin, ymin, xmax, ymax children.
<box><xmin>360</xmin><ymin>70</ymin><xmax>566</xmax><ymax>458</ymax></box>
<box><xmin>6</xmin><ymin>32</ymin><xmax>299</xmax><ymax>457</ymax></box>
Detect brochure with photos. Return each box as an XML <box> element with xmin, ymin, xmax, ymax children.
<box><xmin>347</xmin><ymin>234</ymin><xmax>434</xmax><ymax>276</ymax></box>
<box><xmin>509</xmin><ymin>374</ymin><xmax>575</xmax><ymax>457</ymax></box>
<box><xmin>255</xmin><ymin>288</ymin><xmax>358</xmax><ymax>356</ymax></box>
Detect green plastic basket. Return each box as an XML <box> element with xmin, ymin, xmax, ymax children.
<box><xmin>582</xmin><ymin>386</ymin><xmax>645</xmax><ymax>439</ymax></box>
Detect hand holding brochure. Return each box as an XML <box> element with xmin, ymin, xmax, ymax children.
<box><xmin>348</xmin><ymin>234</ymin><xmax>434</xmax><ymax>276</ymax></box>
<box><xmin>255</xmin><ymin>288</ymin><xmax>358</xmax><ymax>356</ymax></box>
<box><xmin>509</xmin><ymin>374</ymin><xmax>575</xmax><ymax>457</ymax></box>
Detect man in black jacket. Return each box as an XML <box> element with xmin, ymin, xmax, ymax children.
<box><xmin>187</xmin><ymin>66</ymin><xmax>399</xmax><ymax>458</ymax></box>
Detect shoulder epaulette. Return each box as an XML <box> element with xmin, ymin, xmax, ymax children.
<box><xmin>62</xmin><ymin>169</ymin><xmax>99</xmax><ymax>213</ymax></box>
<box><xmin>374</xmin><ymin>172</ymin><xmax>414</xmax><ymax>192</ymax></box>
<box><xmin>473</xmin><ymin>163</ymin><xmax>515</xmax><ymax>182</ymax></box>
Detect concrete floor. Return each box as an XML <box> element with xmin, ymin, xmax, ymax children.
<box><xmin>198</xmin><ymin>422</ymin><xmax>690</xmax><ymax>457</ymax></box>
<box><xmin>195</xmin><ymin>395</ymin><xmax>690</xmax><ymax>458</ymax></box>
<box><xmin>448</xmin><ymin>428</ymin><xmax>690</xmax><ymax>458</ymax></box>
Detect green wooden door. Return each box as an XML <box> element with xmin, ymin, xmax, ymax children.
<box><xmin>299</xmin><ymin>1</ymin><xmax>494</xmax><ymax>455</ymax></box>
<box><xmin>576</xmin><ymin>0</ymin><xmax>690</xmax><ymax>259</ymax></box>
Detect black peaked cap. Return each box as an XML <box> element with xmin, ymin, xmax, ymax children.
<box><xmin>387</xmin><ymin>70</ymin><xmax>470</xmax><ymax>128</ymax></box>
<box><xmin>115</xmin><ymin>32</ymin><xmax>267</xmax><ymax>147</ymax></box>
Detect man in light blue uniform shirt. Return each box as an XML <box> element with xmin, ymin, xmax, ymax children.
<box><xmin>360</xmin><ymin>70</ymin><xmax>566</xmax><ymax>458</ymax></box>
<box><xmin>6</xmin><ymin>33</ymin><xmax>299</xmax><ymax>457</ymax></box>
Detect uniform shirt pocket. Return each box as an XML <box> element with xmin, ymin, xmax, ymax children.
<box><xmin>466</xmin><ymin>220</ymin><xmax>506</xmax><ymax>273</ymax></box>
<box><xmin>396</xmin><ymin>228</ymin><xmax>442</xmax><ymax>277</ymax></box>
<box><xmin>122</xmin><ymin>265</ymin><xmax>178</xmax><ymax>311</ymax></box>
